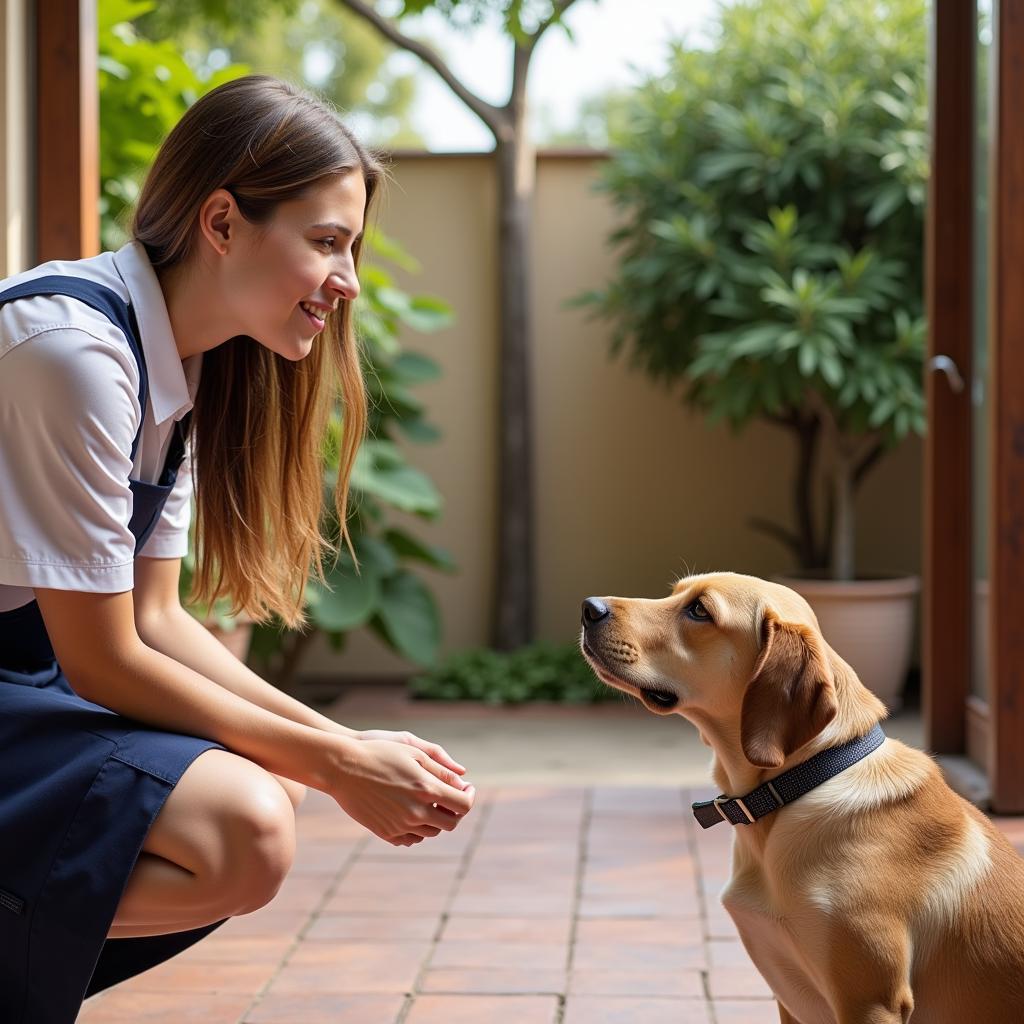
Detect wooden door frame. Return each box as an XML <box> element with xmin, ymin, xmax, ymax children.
<box><xmin>988</xmin><ymin>0</ymin><xmax>1024</xmax><ymax>813</ymax></box>
<box><xmin>926</xmin><ymin>0</ymin><xmax>1024</xmax><ymax>813</ymax></box>
<box><xmin>35</xmin><ymin>0</ymin><xmax>98</xmax><ymax>262</ymax></box>
<box><xmin>923</xmin><ymin>0</ymin><xmax>974</xmax><ymax>757</ymax></box>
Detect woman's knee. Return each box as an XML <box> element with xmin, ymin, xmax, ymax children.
<box><xmin>150</xmin><ymin>749</ymin><xmax>297</xmax><ymax>917</ymax></box>
<box><xmin>272</xmin><ymin>773</ymin><xmax>307</xmax><ymax>811</ymax></box>
<box><xmin>222</xmin><ymin>772</ymin><xmax>297</xmax><ymax>915</ymax></box>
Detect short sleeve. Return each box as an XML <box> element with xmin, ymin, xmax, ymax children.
<box><xmin>0</xmin><ymin>327</ymin><xmax>141</xmax><ymax>592</ymax></box>
<box><xmin>138</xmin><ymin>444</ymin><xmax>194</xmax><ymax>559</ymax></box>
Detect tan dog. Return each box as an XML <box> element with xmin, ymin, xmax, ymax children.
<box><xmin>580</xmin><ymin>572</ymin><xmax>1024</xmax><ymax>1023</ymax></box>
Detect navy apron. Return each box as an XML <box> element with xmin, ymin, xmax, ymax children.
<box><xmin>0</xmin><ymin>277</ymin><xmax>228</xmax><ymax>1023</ymax></box>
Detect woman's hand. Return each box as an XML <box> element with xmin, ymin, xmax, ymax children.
<box><xmin>354</xmin><ymin>729</ymin><xmax>466</xmax><ymax>777</ymax></box>
<box><xmin>326</xmin><ymin>736</ymin><xmax>476</xmax><ymax>847</ymax></box>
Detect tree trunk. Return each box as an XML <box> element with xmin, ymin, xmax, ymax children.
<box><xmin>492</xmin><ymin>123</ymin><xmax>536</xmax><ymax>650</ymax></box>
<box><xmin>793</xmin><ymin>413</ymin><xmax>823</xmax><ymax>570</ymax></box>
<box><xmin>830</xmin><ymin>452</ymin><xmax>856</xmax><ymax>582</ymax></box>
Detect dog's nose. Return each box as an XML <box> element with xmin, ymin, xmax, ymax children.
<box><xmin>582</xmin><ymin>597</ymin><xmax>610</xmax><ymax>626</ymax></box>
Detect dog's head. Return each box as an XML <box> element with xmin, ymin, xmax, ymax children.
<box><xmin>580</xmin><ymin>572</ymin><xmax>842</xmax><ymax>769</ymax></box>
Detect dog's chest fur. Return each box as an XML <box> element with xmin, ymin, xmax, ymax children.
<box><xmin>721</xmin><ymin>862</ymin><xmax>837</xmax><ymax>1024</ymax></box>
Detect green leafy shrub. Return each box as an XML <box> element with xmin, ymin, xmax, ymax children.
<box><xmin>410</xmin><ymin>643</ymin><xmax>618</xmax><ymax>705</ymax></box>
<box><xmin>580</xmin><ymin>0</ymin><xmax>928</xmax><ymax>580</ymax></box>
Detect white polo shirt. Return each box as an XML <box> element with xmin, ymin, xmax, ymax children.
<box><xmin>0</xmin><ymin>241</ymin><xmax>199</xmax><ymax>612</ymax></box>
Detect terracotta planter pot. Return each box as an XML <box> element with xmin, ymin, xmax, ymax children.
<box><xmin>775</xmin><ymin>575</ymin><xmax>920</xmax><ymax>712</ymax></box>
<box><xmin>206</xmin><ymin>618</ymin><xmax>254</xmax><ymax>663</ymax></box>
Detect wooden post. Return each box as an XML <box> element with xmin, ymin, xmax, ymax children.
<box><xmin>923</xmin><ymin>0</ymin><xmax>974</xmax><ymax>754</ymax></box>
<box><xmin>35</xmin><ymin>0</ymin><xmax>99</xmax><ymax>261</ymax></box>
<box><xmin>989</xmin><ymin>0</ymin><xmax>1024</xmax><ymax>813</ymax></box>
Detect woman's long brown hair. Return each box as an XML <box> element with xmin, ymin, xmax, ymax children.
<box><xmin>132</xmin><ymin>75</ymin><xmax>380</xmax><ymax>628</ymax></box>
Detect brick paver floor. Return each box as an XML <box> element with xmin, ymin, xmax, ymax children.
<box><xmin>77</xmin><ymin>780</ymin><xmax>1024</xmax><ymax>1024</ymax></box>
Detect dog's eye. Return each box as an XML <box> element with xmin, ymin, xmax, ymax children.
<box><xmin>686</xmin><ymin>599</ymin><xmax>711</xmax><ymax>621</ymax></box>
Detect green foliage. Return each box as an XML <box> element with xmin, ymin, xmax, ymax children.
<box><xmin>99</xmin><ymin>0</ymin><xmax>250</xmax><ymax>251</ymax></box>
<box><xmin>581</xmin><ymin>0</ymin><xmax>928</xmax><ymax>575</ymax></box>
<box><xmin>410</xmin><ymin>642</ymin><xmax>617</xmax><ymax>704</ymax></box>
<box><xmin>101</xmin><ymin>0</ymin><xmax>456</xmax><ymax>678</ymax></box>
<box><xmin>137</xmin><ymin>0</ymin><xmax>423</xmax><ymax>147</ymax></box>
<box><xmin>394</xmin><ymin>0</ymin><xmax>577</xmax><ymax>41</ymax></box>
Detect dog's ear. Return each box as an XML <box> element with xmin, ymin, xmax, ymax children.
<box><xmin>740</xmin><ymin>610</ymin><xmax>838</xmax><ymax>769</ymax></box>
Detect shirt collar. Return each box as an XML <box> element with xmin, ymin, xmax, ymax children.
<box><xmin>112</xmin><ymin>240</ymin><xmax>197</xmax><ymax>426</ymax></box>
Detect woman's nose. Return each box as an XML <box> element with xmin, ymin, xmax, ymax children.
<box><xmin>328</xmin><ymin>276</ymin><xmax>359</xmax><ymax>303</ymax></box>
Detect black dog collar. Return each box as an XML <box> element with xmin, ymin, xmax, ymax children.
<box><xmin>691</xmin><ymin>724</ymin><xmax>886</xmax><ymax>829</ymax></box>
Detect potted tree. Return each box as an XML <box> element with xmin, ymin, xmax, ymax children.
<box><xmin>582</xmin><ymin>0</ymin><xmax>927</xmax><ymax>709</ymax></box>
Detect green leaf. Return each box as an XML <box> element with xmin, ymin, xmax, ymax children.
<box><xmin>798</xmin><ymin>342</ymin><xmax>819</xmax><ymax>377</ymax></box>
<box><xmin>392</xmin><ymin>351</ymin><xmax>442</xmax><ymax>384</ymax></box>
<box><xmin>351</xmin><ymin>441</ymin><xmax>443</xmax><ymax>516</ymax></box>
<box><xmin>396</xmin><ymin>417</ymin><xmax>442</xmax><ymax>443</ymax></box>
<box><xmin>308</xmin><ymin>555</ymin><xmax>379</xmax><ymax>632</ymax></box>
<box><xmin>383</xmin><ymin>528</ymin><xmax>457</xmax><ymax>572</ymax></box>
<box><xmin>376</xmin><ymin>571</ymin><xmax>441</xmax><ymax>666</ymax></box>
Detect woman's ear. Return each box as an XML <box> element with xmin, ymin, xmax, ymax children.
<box><xmin>740</xmin><ymin>610</ymin><xmax>838</xmax><ymax>769</ymax></box>
<box><xmin>198</xmin><ymin>188</ymin><xmax>236</xmax><ymax>255</ymax></box>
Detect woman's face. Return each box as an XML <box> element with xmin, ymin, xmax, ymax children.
<box><xmin>224</xmin><ymin>171</ymin><xmax>367</xmax><ymax>361</ymax></box>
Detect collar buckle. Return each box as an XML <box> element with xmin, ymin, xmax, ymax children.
<box><xmin>714</xmin><ymin>795</ymin><xmax>756</xmax><ymax>825</ymax></box>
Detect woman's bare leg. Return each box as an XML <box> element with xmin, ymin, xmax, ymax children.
<box><xmin>107</xmin><ymin>749</ymin><xmax>297</xmax><ymax>938</ymax></box>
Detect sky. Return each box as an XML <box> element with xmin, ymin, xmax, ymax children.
<box><xmin>372</xmin><ymin>0</ymin><xmax>722</xmax><ymax>150</ymax></box>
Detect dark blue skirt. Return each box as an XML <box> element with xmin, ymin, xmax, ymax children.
<box><xmin>0</xmin><ymin>605</ymin><xmax>227</xmax><ymax>1023</ymax></box>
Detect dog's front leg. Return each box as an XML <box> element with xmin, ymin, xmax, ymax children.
<box><xmin>777</xmin><ymin>1003</ymin><xmax>803</xmax><ymax>1024</ymax></box>
<box><xmin>835</xmin><ymin>1010</ymin><xmax>912</xmax><ymax>1024</ymax></box>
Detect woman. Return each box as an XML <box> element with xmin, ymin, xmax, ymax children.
<box><xmin>0</xmin><ymin>75</ymin><xmax>475</xmax><ymax>1023</ymax></box>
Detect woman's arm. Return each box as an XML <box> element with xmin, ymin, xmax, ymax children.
<box><xmin>131</xmin><ymin>556</ymin><xmax>465</xmax><ymax>775</ymax></box>
<box><xmin>34</xmin><ymin>584</ymin><xmax>475</xmax><ymax>844</ymax></box>
<box><xmin>133</xmin><ymin>555</ymin><xmax>355</xmax><ymax>736</ymax></box>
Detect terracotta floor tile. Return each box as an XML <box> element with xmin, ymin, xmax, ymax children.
<box><xmin>577</xmin><ymin>895</ymin><xmax>699</xmax><ymax>918</ymax></box>
<box><xmin>216</xmin><ymin>908</ymin><xmax>312</xmax><ymax>938</ymax></box>
<box><xmin>243</xmin><ymin>992</ymin><xmax>406</xmax><ymax>1023</ymax></box>
<box><xmin>575</xmin><ymin>917</ymin><xmax>703</xmax><ymax>946</ymax></box>
<box><xmin>568</xmin><ymin>968</ymin><xmax>704</xmax><ymax>998</ymax></box>
<box><xmin>404</xmin><ymin>994</ymin><xmax>560</xmax><ymax>1024</ymax></box>
<box><xmin>419</xmin><ymin>967</ymin><xmax>566</xmax><ymax>995</ymax></box>
<box><xmin>267</xmin><ymin>941</ymin><xmax>431</xmax><ymax>994</ymax></box>
<box><xmin>563</xmin><ymin>996</ymin><xmax>712</xmax><ymax>1024</ymax></box>
<box><xmin>76</xmin><ymin>991</ymin><xmax>252</xmax><ymax>1022</ymax></box>
<box><xmin>290</xmin><ymin>840</ymin><xmax>362</xmax><ymax>875</ymax></box>
<box><xmin>713</xmin><ymin>999</ymin><xmax>781</xmax><ymax>1022</ymax></box>
<box><xmin>572</xmin><ymin>942</ymin><xmax>705</xmax><ymax>971</ymax></box>
<box><xmin>305</xmin><ymin>913</ymin><xmax>440</xmax><ymax>942</ymax></box>
<box><xmin>174</xmin><ymin>936</ymin><xmax>295</xmax><ymax>965</ymax></box>
<box><xmin>430</xmin><ymin>940</ymin><xmax>568</xmax><ymax>970</ymax></box>
<box><xmin>262</xmin><ymin>872</ymin><xmax>335</xmax><ymax>913</ymax></box>
<box><xmin>708</xmin><ymin>939</ymin><xmax>755</xmax><ymax>967</ymax></box>
<box><xmin>440</xmin><ymin>915</ymin><xmax>573</xmax><ymax>943</ymax></box>
<box><xmin>708</xmin><ymin>966</ymin><xmax>776</xmax><ymax>999</ymax></box>
<box><xmin>447</xmin><ymin>893</ymin><xmax>575</xmax><ymax>916</ymax></box>
<box><xmin>590</xmin><ymin>787</ymin><xmax>688</xmax><ymax>813</ymax></box>
<box><xmin>326</xmin><ymin>890</ymin><xmax>451</xmax><ymax>915</ymax></box>
<box><xmin>296</xmin><ymin>814</ymin><xmax>366</xmax><ymax>841</ymax></box>
<box><xmin>117</xmin><ymin>960</ymin><xmax>274</xmax><ymax>993</ymax></box>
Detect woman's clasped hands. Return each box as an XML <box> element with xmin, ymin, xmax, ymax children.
<box><xmin>326</xmin><ymin>728</ymin><xmax>476</xmax><ymax>847</ymax></box>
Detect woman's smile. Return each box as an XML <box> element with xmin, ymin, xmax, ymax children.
<box><xmin>299</xmin><ymin>302</ymin><xmax>326</xmax><ymax>333</ymax></box>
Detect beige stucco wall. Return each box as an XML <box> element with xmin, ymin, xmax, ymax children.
<box><xmin>305</xmin><ymin>152</ymin><xmax>923</xmax><ymax>678</ymax></box>
<box><xmin>0</xmin><ymin>0</ymin><xmax>31</xmax><ymax>277</ymax></box>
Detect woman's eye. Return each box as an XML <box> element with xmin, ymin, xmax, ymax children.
<box><xmin>317</xmin><ymin>237</ymin><xmax>335</xmax><ymax>250</ymax></box>
<box><xmin>687</xmin><ymin>599</ymin><xmax>710</xmax><ymax>621</ymax></box>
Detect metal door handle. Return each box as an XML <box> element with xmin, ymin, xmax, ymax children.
<box><xmin>927</xmin><ymin>355</ymin><xmax>965</xmax><ymax>394</ymax></box>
